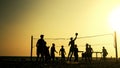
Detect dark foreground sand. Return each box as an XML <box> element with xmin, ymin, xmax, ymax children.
<box><xmin>0</xmin><ymin>57</ymin><xmax>120</xmax><ymax>68</ymax></box>
<box><xmin>1</xmin><ymin>60</ymin><xmax>120</xmax><ymax>68</ymax></box>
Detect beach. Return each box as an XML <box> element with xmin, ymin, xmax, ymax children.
<box><xmin>0</xmin><ymin>56</ymin><xmax>120</xmax><ymax>68</ymax></box>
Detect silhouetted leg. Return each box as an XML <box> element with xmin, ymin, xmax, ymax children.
<box><xmin>36</xmin><ymin>53</ymin><xmax>39</xmax><ymax>62</ymax></box>
<box><xmin>103</xmin><ymin>56</ymin><xmax>106</xmax><ymax>61</ymax></box>
<box><xmin>74</xmin><ymin>55</ymin><xmax>78</xmax><ymax>62</ymax></box>
<box><xmin>88</xmin><ymin>54</ymin><xmax>91</xmax><ymax>63</ymax></box>
<box><xmin>74</xmin><ymin>55</ymin><xmax>76</xmax><ymax>62</ymax></box>
<box><xmin>69</xmin><ymin>51</ymin><xmax>74</xmax><ymax>61</ymax></box>
<box><xmin>85</xmin><ymin>53</ymin><xmax>87</xmax><ymax>62</ymax></box>
<box><xmin>67</xmin><ymin>51</ymin><xmax>71</xmax><ymax>61</ymax></box>
<box><xmin>41</xmin><ymin>52</ymin><xmax>44</xmax><ymax>63</ymax></box>
<box><xmin>82</xmin><ymin>53</ymin><xmax>84</xmax><ymax>60</ymax></box>
<box><xmin>88</xmin><ymin>57</ymin><xmax>91</xmax><ymax>63</ymax></box>
<box><xmin>76</xmin><ymin>55</ymin><xmax>78</xmax><ymax>62</ymax></box>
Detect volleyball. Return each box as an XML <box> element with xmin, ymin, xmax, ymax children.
<box><xmin>75</xmin><ymin>33</ymin><xmax>78</xmax><ymax>36</ymax></box>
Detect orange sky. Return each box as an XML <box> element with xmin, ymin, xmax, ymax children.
<box><xmin>1</xmin><ymin>0</ymin><xmax>120</xmax><ymax>57</ymax></box>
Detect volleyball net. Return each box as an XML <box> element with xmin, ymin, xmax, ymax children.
<box><xmin>31</xmin><ymin>33</ymin><xmax>116</xmax><ymax>58</ymax></box>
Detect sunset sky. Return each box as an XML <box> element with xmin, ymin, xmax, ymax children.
<box><xmin>1</xmin><ymin>0</ymin><xmax>120</xmax><ymax>57</ymax></box>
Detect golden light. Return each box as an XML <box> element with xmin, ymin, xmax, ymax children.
<box><xmin>108</xmin><ymin>6</ymin><xmax>120</xmax><ymax>32</ymax></box>
<box><xmin>108</xmin><ymin>6</ymin><xmax>120</xmax><ymax>61</ymax></box>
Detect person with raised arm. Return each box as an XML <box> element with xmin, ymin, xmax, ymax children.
<box><xmin>67</xmin><ymin>33</ymin><xmax>78</xmax><ymax>61</ymax></box>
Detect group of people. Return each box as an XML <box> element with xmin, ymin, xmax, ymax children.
<box><xmin>36</xmin><ymin>33</ymin><xmax>79</xmax><ymax>63</ymax></box>
<box><xmin>36</xmin><ymin>34</ymin><xmax>67</xmax><ymax>63</ymax></box>
<box><xmin>82</xmin><ymin>43</ymin><xmax>93</xmax><ymax>63</ymax></box>
<box><xmin>82</xmin><ymin>43</ymin><xmax>108</xmax><ymax>63</ymax></box>
<box><xmin>36</xmin><ymin>33</ymin><xmax>108</xmax><ymax>63</ymax></box>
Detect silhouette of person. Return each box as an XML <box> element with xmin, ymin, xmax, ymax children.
<box><xmin>50</xmin><ymin>43</ymin><xmax>58</xmax><ymax>62</ymax></box>
<box><xmin>45</xmin><ymin>46</ymin><xmax>51</xmax><ymax>63</ymax></box>
<box><xmin>36</xmin><ymin>34</ymin><xmax>46</xmax><ymax>62</ymax></box>
<box><xmin>67</xmin><ymin>33</ymin><xmax>78</xmax><ymax>61</ymax></box>
<box><xmin>88</xmin><ymin>45</ymin><xmax>93</xmax><ymax>63</ymax></box>
<box><xmin>102</xmin><ymin>46</ymin><xmax>108</xmax><ymax>61</ymax></box>
<box><xmin>59</xmin><ymin>45</ymin><xmax>66</xmax><ymax>61</ymax></box>
<box><xmin>74</xmin><ymin>44</ymin><xmax>78</xmax><ymax>62</ymax></box>
<box><xmin>85</xmin><ymin>43</ymin><xmax>89</xmax><ymax>61</ymax></box>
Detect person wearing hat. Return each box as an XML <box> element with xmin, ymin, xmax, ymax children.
<box><xmin>36</xmin><ymin>34</ymin><xmax>46</xmax><ymax>62</ymax></box>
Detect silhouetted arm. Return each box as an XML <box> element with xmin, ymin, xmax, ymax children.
<box><xmin>68</xmin><ymin>41</ymin><xmax>71</xmax><ymax>46</ymax></box>
<box><xmin>55</xmin><ymin>48</ymin><xmax>58</xmax><ymax>53</ymax></box>
<box><xmin>92</xmin><ymin>48</ymin><xmax>93</xmax><ymax>52</ymax></box>
<box><xmin>73</xmin><ymin>35</ymin><xmax>78</xmax><ymax>41</ymax></box>
<box><xmin>55</xmin><ymin>50</ymin><xmax>58</xmax><ymax>53</ymax></box>
<box><xmin>64</xmin><ymin>50</ymin><xmax>66</xmax><ymax>55</ymax></box>
<box><xmin>36</xmin><ymin>40</ymin><xmax>39</xmax><ymax>47</ymax></box>
<box><xmin>59</xmin><ymin>49</ymin><xmax>61</xmax><ymax>55</ymax></box>
<box><xmin>74</xmin><ymin>33</ymin><xmax>78</xmax><ymax>41</ymax></box>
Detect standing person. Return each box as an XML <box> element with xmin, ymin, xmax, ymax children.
<box><xmin>85</xmin><ymin>43</ymin><xmax>89</xmax><ymax>61</ymax></box>
<box><xmin>50</xmin><ymin>43</ymin><xmax>58</xmax><ymax>62</ymax></box>
<box><xmin>59</xmin><ymin>45</ymin><xmax>66</xmax><ymax>61</ymax></box>
<box><xmin>36</xmin><ymin>34</ymin><xmax>46</xmax><ymax>62</ymax></box>
<box><xmin>88</xmin><ymin>45</ymin><xmax>93</xmax><ymax>63</ymax></box>
<box><xmin>102</xmin><ymin>46</ymin><xmax>108</xmax><ymax>61</ymax></box>
<box><xmin>67</xmin><ymin>33</ymin><xmax>78</xmax><ymax>61</ymax></box>
<box><xmin>45</xmin><ymin>46</ymin><xmax>51</xmax><ymax>63</ymax></box>
<box><xmin>74</xmin><ymin>44</ymin><xmax>79</xmax><ymax>62</ymax></box>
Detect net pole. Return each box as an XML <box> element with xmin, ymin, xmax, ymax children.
<box><xmin>31</xmin><ymin>35</ymin><xmax>33</xmax><ymax>61</ymax></box>
<box><xmin>114</xmin><ymin>31</ymin><xmax>118</xmax><ymax>62</ymax></box>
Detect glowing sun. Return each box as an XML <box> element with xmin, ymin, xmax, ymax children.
<box><xmin>108</xmin><ymin>6</ymin><xmax>120</xmax><ymax>32</ymax></box>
